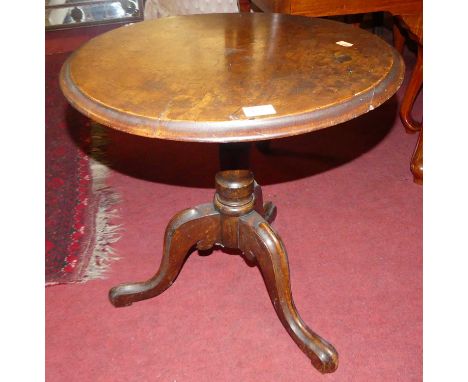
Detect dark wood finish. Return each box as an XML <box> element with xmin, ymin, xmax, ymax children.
<box><xmin>397</xmin><ymin>15</ymin><xmax>422</xmax><ymax>133</ymax></box>
<box><xmin>239</xmin><ymin>0</ymin><xmax>252</xmax><ymax>12</ymax></box>
<box><xmin>410</xmin><ymin>130</ymin><xmax>422</xmax><ymax>185</ymax></box>
<box><xmin>60</xmin><ymin>14</ymin><xmax>404</xmax><ymax>142</ymax></box>
<box><xmin>252</xmin><ymin>0</ymin><xmax>291</xmax><ymax>13</ymax></box>
<box><xmin>400</xmin><ymin>45</ymin><xmax>422</xmax><ymax>129</ymax></box>
<box><xmin>292</xmin><ymin>0</ymin><xmax>421</xmax><ymax>17</ymax></box>
<box><xmin>219</xmin><ymin>143</ymin><xmax>278</xmax><ymax>223</ymax></box>
<box><xmin>60</xmin><ymin>14</ymin><xmax>404</xmax><ymax>373</ymax></box>
<box><xmin>219</xmin><ymin>143</ymin><xmax>252</xmax><ymax>170</ymax></box>
<box><xmin>110</xmin><ymin>169</ymin><xmax>337</xmax><ymax>373</ymax></box>
<box><xmin>251</xmin><ymin>0</ymin><xmax>421</xmax><ymax>17</ymax></box>
<box><xmin>392</xmin><ymin>20</ymin><xmax>405</xmax><ymax>54</ymax></box>
<box><xmin>396</xmin><ymin>14</ymin><xmax>423</xmax><ymax>184</ymax></box>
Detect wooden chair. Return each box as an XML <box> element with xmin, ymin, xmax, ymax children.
<box><xmin>250</xmin><ymin>0</ymin><xmax>423</xmax><ymax>183</ymax></box>
<box><xmin>393</xmin><ymin>14</ymin><xmax>423</xmax><ymax>184</ymax></box>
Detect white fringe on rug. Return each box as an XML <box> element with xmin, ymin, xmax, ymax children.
<box><xmin>82</xmin><ymin>122</ymin><xmax>122</xmax><ymax>281</ymax></box>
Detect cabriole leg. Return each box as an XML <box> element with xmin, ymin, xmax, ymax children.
<box><xmin>239</xmin><ymin>212</ymin><xmax>339</xmax><ymax>373</ymax></box>
<box><xmin>109</xmin><ymin>204</ymin><xmax>220</xmax><ymax>307</ymax></box>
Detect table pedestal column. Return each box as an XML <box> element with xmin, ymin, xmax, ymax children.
<box><xmin>109</xmin><ymin>146</ymin><xmax>338</xmax><ymax>373</ymax></box>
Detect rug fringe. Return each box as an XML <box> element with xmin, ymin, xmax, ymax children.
<box><xmin>82</xmin><ymin>123</ymin><xmax>122</xmax><ymax>281</ymax></box>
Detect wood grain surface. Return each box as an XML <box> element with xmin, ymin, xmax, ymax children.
<box><xmin>60</xmin><ymin>13</ymin><xmax>404</xmax><ymax>142</ymax></box>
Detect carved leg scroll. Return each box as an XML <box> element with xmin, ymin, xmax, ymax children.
<box><xmin>239</xmin><ymin>212</ymin><xmax>339</xmax><ymax>373</ymax></box>
<box><xmin>109</xmin><ymin>204</ymin><xmax>220</xmax><ymax>307</ymax></box>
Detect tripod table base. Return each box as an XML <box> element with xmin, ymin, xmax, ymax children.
<box><xmin>109</xmin><ymin>170</ymin><xmax>338</xmax><ymax>373</ymax></box>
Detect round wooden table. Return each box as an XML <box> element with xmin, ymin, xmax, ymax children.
<box><xmin>60</xmin><ymin>13</ymin><xmax>404</xmax><ymax>374</ymax></box>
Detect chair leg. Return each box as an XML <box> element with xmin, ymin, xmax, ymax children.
<box><xmin>411</xmin><ymin>130</ymin><xmax>423</xmax><ymax>184</ymax></box>
<box><xmin>393</xmin><ymin>20</ymin><xmax>405</xmax><ymax>54</ymax></box>
<box><xmin>400</xmin><ymin>45</ymin><xmax>423</xmax><ymax>133</ymax></box>
<box><xmin>400</xmin><ymin>44</ymin><xmax>423</xmax><ymax>184</ymax></box>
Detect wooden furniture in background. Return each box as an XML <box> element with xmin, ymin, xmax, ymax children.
<box><xmin>250</xmin><ymin>0</ymin><xmax>423</xmax><ymax>183</ymax></box>
<box><xmin>395</xmin><ymin>14</ymin><xmax>423</xmax><ymax>184</ymax></box>
<box><xmin>60</xmin><ymin>13</ymin><xmax>404</xmax><ymax>373</ymax></box>
<box><xmin>250</xmin><ymin>0</ymin><xmax>421</xmax><ymax>17</ymax></box>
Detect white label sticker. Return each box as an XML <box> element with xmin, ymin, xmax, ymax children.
<box><xmin>336</xmin><ymin>41</ymin><xmax>353</xmax><ymax>47</ymax></box>
<box><xmin>242</xmin><ymin>104</ymin><xmax>277</xmax><ymax>117</ymax></box>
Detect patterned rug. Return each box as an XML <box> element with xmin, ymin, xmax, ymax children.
<box><xmin>45</xmin><ymin>53</ymin><xmax>120</xmax><ymax>285</ymax></box>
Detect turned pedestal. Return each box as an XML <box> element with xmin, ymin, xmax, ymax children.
<box><xmin>109</xmin><ymin>144</ymin><xmax>338</xmax><ymax>373</ymax></box>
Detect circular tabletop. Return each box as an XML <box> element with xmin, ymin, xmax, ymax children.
<box><xmin>60</xmin><ymin>13</ymin><xmax>404</xmax><ymax>142</ymax></box>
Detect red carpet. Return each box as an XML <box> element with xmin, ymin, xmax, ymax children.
<box><xmin>45</xmin><ymin>53</ymin><xmax>120</xmax><ymax>285</ymax></box>
<box><xmin>46</xmin><ymin>47</ymin><xmax>422</xmax><ymax>380</ymax></box>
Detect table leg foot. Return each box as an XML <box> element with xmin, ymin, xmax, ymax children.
<box><xmin>411</xmin><ymin>130</ymin><xmax>423</xmax><ymax>184</ymax></box>
<box><xmin>109</xmin><ymin>204</ymin><xmax>220</xmax><ymax>307</ymax></box>
<box><xmin>239</xmin><ymin>212</ymin><xmax>339</xmax><ymax>374</ymax></box>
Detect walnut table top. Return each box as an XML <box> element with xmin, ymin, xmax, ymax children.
<box><xmin>60</xmin><ymin>13</ymin><xmax>404</xmax><ymax>142</ymax></box>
